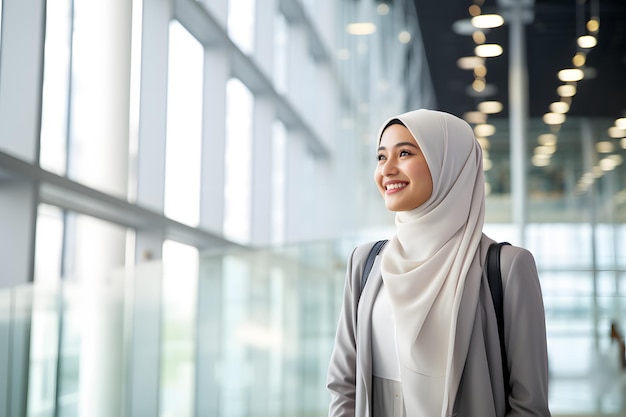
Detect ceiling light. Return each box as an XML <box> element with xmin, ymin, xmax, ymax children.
<box><xmin>346</xmin><ymin>23</ymin><xmax>376</xmax><ymax>35</ymax></box>
<box><xmin>572</xmin><ymin>52</ymin><xmax>586</xmax><ymax>67</ymax></box>
<box><xmin>377</xmin><ymin>4</ymin><xmax>390</xmax><ymax>15</ymax></box>
<box><xmin>471</xmin><ymin>14</ymin><xmax>504</xmax><ymax>29</ymax></box>
<box><xmin>587</xmin><ymin>18</ymin><xmax>600</xmax><ymax>33</ymax></box>
<box><xmin>483</xmin><ymin>158</ymin><xmax>493</xmax><ymax>171</ymax></box>
<box><xmin>543</xmin><ymin>112</ymin><xmax>566</xmax><ymax>125</ymax></box>
<box><xmin>474</xmin><ymin>65</ymin><xmax>487</xmax><ymax>77</ymax></box>
<box><xmin>472</xmin><ymin>31</ymin><xmax>486</xmax><ymax>44</ymax></box>
<box><xmin>622</xmin><ymin>138</ymin><xmax>626</xmax><ymax>149</ymax></box>
<box><xmin>474</xmin><ymin>123</ymin><xmax>496</xmax><ymax>137</ymax></box>
<box><xmin>532</xmin><ymin>154</ymin><xmax>551</xmax><ymax>167</ymax></box>
<box><xmin>608</xmin><ymin>154</ymin><xmax>623</xmax><ymax>166</ymax></box>
<box><xmin>558</xmin><ymin>68</ymin><xmax>584</xmax><ymax>82</ymax></box>
<box><xmin>472</xmin><ymin>79</ymin><xmax>486</xmax><ymax>92</ymax></box>
<box><xmin>475</xmin><ymin>44</ymin><xmax>503</xmax><ymax>57</ymax></box>
<box><xmin>615</xmin><ymin>118</ymin><xmax>626</xmax><ymax>130</ymax></box>
<box><xmin>465</xmin><ymin>83</ymin><xmax>497</xmax><ymax>97</ymax></box>
<box><xmin>608</xmin><ymin>126</ymin><xmax>626</xmax><ymax>138</ymax></box>
<box><xmin>600</xmin><ymin>156</ymin><xmax>619</xmax><ymax>171</ymax></box>
<box><xmin>596</xmin><ymin>141</ymin><xmax>615</xmax><ymax>153</ymax></box>
<box><xmin>469</xmin><ymin>4</ymin><xmax>481</xmax><ymax>17</ymax></box>
<box><xmin>538</xmin><ymin>133</ymin><xmax>557</xmax><ymax>146</ymax></box>
<box><xmin>398</xmin><ymin>31</ymin><xmax>411</xmax><ymax>44</ymax></box>
<box><xmin>478</xmin><ymin>101</ymin><xmax>503</xmax><ymax>114</ymax></box>
<box><xmin>577</xmin><ymin>35</ymin><xmax>597</xmax><ymax>49</ymax></box>
<box><xmin>535</xmin><ymin>145</ymin><xmax>556</xmax><ymax>155</ymax></box>
<box><xmin>550</xmin><ymin>101</ymin><xmax>570</xmax><ymax>114</ymax></box>
<box><xmin>464</xmin><ymin>111</ymin><xmax>487</xmax><ymax>124</ymax></box>
<box><xmin>457</xmin><ymin>56</ymin><xmax>485</xmax><ymax>69</ymax></box>
<box><xmin>557</xmin><ymin>84</ymin><xmax>577</xmax><ymax>97</ymax></box>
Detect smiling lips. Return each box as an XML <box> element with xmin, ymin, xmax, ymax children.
<box><xmin>385</xmin><ymin>182</ymin><xmax>408</xmax><ymax>194</ymax></box>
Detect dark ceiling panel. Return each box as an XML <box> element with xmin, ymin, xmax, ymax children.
<box><xmin>413</xmin><ymin>0</ymin><xmax>626</xmax><ymax>120</ymax></box>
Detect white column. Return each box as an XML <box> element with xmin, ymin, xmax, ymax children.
<box><xmin>250</xmin><ymin>97</ymin><xmax>275</xmax><ymax>246</ymax></box>
<box><xmin>0</xmin><ymin>1</ymin><xmax>45</xmax><ymax>415</ymax></box>
<box><xmin>199</xmin><ymin>48</ymin><xmax>230</xmax><ymax>235</ymax></box>
<box><xmin>0</xmin><ymin>0</ymin><xmax>45</xmax><ymax>162</ymax></box>
<box><xmin>284</xmin><ymin>131</ymin><xmax>313</xmax><ymax>242</ymax></box>
<box><xmin>253</xmin><ymin>0</ymin><xmax>276</xmax><ymax>78</ymax></box>
<box><xmin>68</xmin><ymin>1</ymin><xmax>132</xmax><ymax>416</ymax></box>
<box><xmin>507</xmin><ymin>0</ymin><xmax>529</xmax><ymax>246</ymax></box>
<box><xmin>127</xmin><ymin>0</ymin><xmax>172</xmax><ymax>415</ymax></box>
<box><xmin>286</xmin><ymin>22</ymin><xmax>308</xmax><ymax>118</ymax></box>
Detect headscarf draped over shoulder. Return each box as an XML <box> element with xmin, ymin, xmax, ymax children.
<box><xmin>378</xmin><ymin>109</ymin><xmax>485</xmax><ymax>416</ymax></box>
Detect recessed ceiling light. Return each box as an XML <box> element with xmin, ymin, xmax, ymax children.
<box><xmin>471</xmin><ymin>14</ymin><xmax>504</xmax><ymax>29</ymax></box>
<box><xmin>558</xmin><ymin>68</ymin><xmax>584</xmax><ymax>82</ymax></box>
<box><xmin>550</xmin><ymin>101</ymin><xmax>570</xmax><ymax>114</ymax></box>
<box><xmin>557</xmin><ymin>84</ymin><xmax>577</xmax><ymax>97</ymax></box>
<box><xmin>538</xmin><ymin>133</ymin><xmax>557</xmax><ymax>146</ymax></box>
<box><xmin>596</xmin><ymin>141</ymin><xmax>614</xmax><ymax>153</ymax></box>
<box><xmin>474</xmin><ymin>123</ymin><xmax>496</xmax><ymax>137</ymax></box>
<box><xmin>346</xmin><ymin>23</ymin><xmax>376</xmax><ymax>35</ymax></box>
<box><xmin>475</xmin><ymin>44</ymin><xmax>503</xmax><ymax>58</ymax></box>
<box><xmin>577</xmin><ymin>35</ymin><xmax>597</xmax><ymax>48</ymax></box>
<box><xmin>608</xmin><ymin>126</ymin><xmax>626</xmax><ymax>138</ymax></box>
<box><xmin>477</xmin><ymin>101</ymin><xmax>503</xmax><ymax>114</ymax></box>
<box><xmin>543</xmin><ymin>112</ymin><xmax>566</xmax><ymax>125</ymax></box>
<box><xmin>457</xmin><ymin>56</ymin><xmax>485</xmax><ymax>69</ymax></box>
<box><xmin>464</xmin><ymin>111</ymin><xmax>487</xmax><ymax>124</ymax></box>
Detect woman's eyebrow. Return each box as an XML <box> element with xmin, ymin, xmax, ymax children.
<box><xmin>377</xmin><ymin>142</ymin><xmax>420</xmax><ymax>151</ymax></box>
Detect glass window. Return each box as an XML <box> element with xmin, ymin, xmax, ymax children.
<box><xmin>39</xmin><ymin>0</ymin><xmax>73</xmax><ymax>175</ymax></box>
<box><xmin>164</xmin><ymin>21</ymin><xmax>204</xmax><ymax>227</ymax></box>
<box><xmin>227</xmin><ymin>0</ymin><xmax>256</xmax><ymax>54</ymax></box>
<box><xmin>272</xmin><ymin>121</ymin><xmax>287</xmax><ymax>245</ymax></box>
<box><xmin>224</xmin><ymin>78</ymin><xmax>253</xmax><ymax>243</ymax></box>
<box><xmin>27</xmin><ymin>204</ymin><xmax>65</xmax><ymax>416</ymax></box>
<box><xmin>273</xmin><ymin>12</ymin><xmax>288</xmax><ymax>94</ymax></box>
<box><xmin>160</xmin><ymin>240</ymin><xmax>199</xmax><ymax>417</ymax></box>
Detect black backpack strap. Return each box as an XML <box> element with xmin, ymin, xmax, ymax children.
<box><xmin>361</xmin><ymin>240</ymin><xmax>388</xmax><ymax>293</ymax></box>
<box><xmin>487</xmin><ymin>241</ymin><xmax>512</xmax><ymax>412</ymax></box>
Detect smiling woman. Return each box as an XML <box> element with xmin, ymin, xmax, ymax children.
<box><xmin>327</xmin><ymin>109</ymin><xmax>551</xmax><ymax>417</ymax></box>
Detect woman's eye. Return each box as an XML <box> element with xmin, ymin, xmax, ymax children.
<box><xmin>377</xmin><ymin>154</ymin><xmax>386</xmax><ymax>161</ymax></box>
<box><xmin>399</xmin><ymin>150</ymin><xmax>412</xmax><ymax>157</ymax></box>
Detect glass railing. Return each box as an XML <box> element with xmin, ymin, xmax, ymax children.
<box><xmin>1</xmin><ymin>239</ymin><xmax>625</xmax><ymax>417</ymax></box>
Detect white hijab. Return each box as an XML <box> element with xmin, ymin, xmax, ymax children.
<box><xmin>379</xmin><ymin>109</ymin><xmax>485</xmax><ymax>416</ymax></box>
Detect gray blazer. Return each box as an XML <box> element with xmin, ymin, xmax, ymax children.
<box><xmin>327</xmin><ymin>234</ymin><xmax>551</xmax><ymax>417</ymax></box>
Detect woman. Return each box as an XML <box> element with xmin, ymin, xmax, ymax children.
<box><xmin>327</xmin><ymin>109</ymin><xmax>550</xmax><ymax>416</ymax></box>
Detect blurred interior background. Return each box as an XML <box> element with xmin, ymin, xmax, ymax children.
<box><xmin>0</xmin><ymin>0</ymin><xmax>625</xmax><ymax>416</ymax></box>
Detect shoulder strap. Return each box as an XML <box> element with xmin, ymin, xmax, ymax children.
<box><xmin>486</xmin><ymin>241</ymin><xmax>512</xmax><ymax>412</ymax></box>
<box><xmin>361</xmin><ymin>240</ymin><xmax>388</xmax><ymax>293</ymax></box>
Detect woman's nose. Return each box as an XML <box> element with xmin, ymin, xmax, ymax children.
<box><xmin>381</xmin><ymin>159</ymin><xmax>398</xmax><ymax>176</ymax></box>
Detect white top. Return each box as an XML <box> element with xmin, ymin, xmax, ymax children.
<box><xmin>371</xmin><ymin>283</ymin><xmax>401</xmax><ymax>381</ymax></box>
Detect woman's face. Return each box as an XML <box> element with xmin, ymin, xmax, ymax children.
<box><xmin>374</xmin><ymin>123</ymin><xmax>433</xmax><ymax>212</ymax></box>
